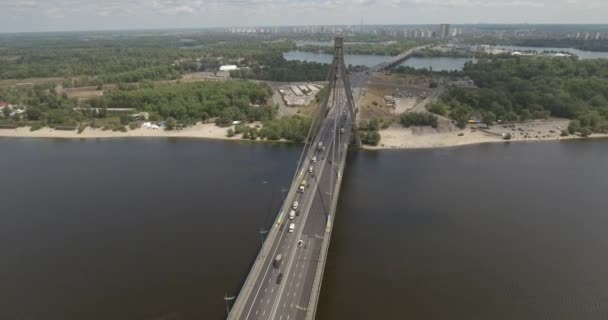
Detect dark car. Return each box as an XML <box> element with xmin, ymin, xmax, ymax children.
<box><xmin>276</xmin><ymin>273</ymin><xmax>284</xmax><ymax>284</ymax></box>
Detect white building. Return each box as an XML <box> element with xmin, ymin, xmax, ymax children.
<box><xmin>219</xmin><ymin>65</ymin><xmax>239</xmax><ymax>71</ymax></box>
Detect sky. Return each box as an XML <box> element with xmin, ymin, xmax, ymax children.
<box><xmin>0</xmin><ymin>0</ymin><xmax>607</xmax><ymax>33</ymax></box>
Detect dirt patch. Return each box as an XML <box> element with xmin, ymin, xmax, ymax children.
<box><xmin>0</xmin><ymin>77</ymin><xmax>65</xmax><ymax>88</ymax></box>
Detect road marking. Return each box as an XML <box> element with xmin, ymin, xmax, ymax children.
<box><xmin>296</xmin><ymin>281</ymin><xmax>300</xmax><ymax>288</ymax></box>
<box><xmin>262</xmin><ymin>309</ymin><xmax>266</xmax><ymax>316</ymax></box>
<box><xmin>271</xmin><ymin>288</ymin><xmax>274</xmax><ymax>294</ymax></box>
<box><xmin>264</xmin><ymin>288</ymin><xmax>267</xmax><ymax>293</ymax></box>
<box><xmin>256</xmin><ymin>310</ymin><xmax>259</xmax><ymax>316</ymax></box>
<box><xmin>267</xmin><ymin>135</ymin><xmax>334</xmax><ymax>320</ymax></box>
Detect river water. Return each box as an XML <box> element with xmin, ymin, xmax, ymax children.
<box><xmin>284</xmin><ymin>51</ymin><xmax>475</xmax><ymax>71</ymax></box>
<box><xmin>2</xmin><ymin>138</ymin><xmax>608</xmax><ymax>319</ymax></box>
<box><xmin>284</xmin><ymin>45</ymin><xmax>608</xmax><ymax>70</ymax></box>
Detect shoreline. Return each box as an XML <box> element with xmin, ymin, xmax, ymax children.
<box><xmin>1</xmin><ymin>123</ymin><xmax>607</xmax><ymax>150</ymax></box>
<box><xmin>363</xmin><ymin>133</ymin><xmax>608</xmax><ymax>151</ymax></box>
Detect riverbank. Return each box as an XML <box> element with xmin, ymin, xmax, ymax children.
<box><xmin>2</xmin><ymin>120</ymin><xmax>607</xmax><ymax>150</ymax></box>
<box><xmin>0</xmin><ymin>123</ymin><xmax>234</xmax><ymax>140</ymax></box>
<box><xmin>367</xmin><ymin>120</ymin><xmax>608</xmax><ymax>150</ymax></box>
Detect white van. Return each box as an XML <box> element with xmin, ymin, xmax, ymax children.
<box><xmin>289</xmin><ymin>223</ymin><xmax>295</xmax><ymax>233</ymax></box>
<box><xmin>289</xmin><ymin>210</ymin><xmax>296</xmax><ymax>220</ymax></box>
<box><xmin>293</xmin><ymin>201</ymin><xmax>299</xmax><ymax>210</ymax></box>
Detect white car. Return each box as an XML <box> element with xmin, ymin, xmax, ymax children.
<box><xmin>312</xmin><ymin>156</ymin><xmax>317</xmax><ymax>163</ymax></box>
<box><xmin>289</xmin><ymin>223</ymin><xmax>295</xmax><ymax>233</ymax></box>
<box><xmin>309</xmin><ymin>166</ymin><xmax>314</xmax><ymax>174</ymax></box>
<box><xmin>292</xmin><ymin>201</ymin><xmax>299</xmax><ymax>210</ymax></box>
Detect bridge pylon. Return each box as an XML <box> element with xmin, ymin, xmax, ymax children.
<box><xmin>317</xmin><ymin>36</ymin><xmax>362</xmax><ymax>147</ymax></box>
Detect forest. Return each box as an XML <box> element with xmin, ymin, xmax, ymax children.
<box><xmin>0</xmin><ymin>32</ymin><xmax>327</xmax><ymax>83</ymax></box>
<box><xmin>1</xmin><ymin>81</ymin><xmax>272</xmax><ymax>126</ymax></box>
<box><xmin>428</xmin><ymin>57</ymin><xmax>608</xmax><ymax>134</ymax></box>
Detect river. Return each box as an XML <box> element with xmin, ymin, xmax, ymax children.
<box><xmin>283</xmin><ymin>51</ymin><xmax>474</xmax><ymax>71</ymax></box>
<box><xmin>284</xmin><ymin>44</ymin><xmax>608</xmax><ymax>71</ymax></box>
<box><xmin>2</xmin><ymin>138</ymin><xmax>608</xmax><ymax>319</ymax></box>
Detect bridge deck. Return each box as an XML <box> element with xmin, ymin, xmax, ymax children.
<box><xmin>227</xmin><ymin>43</ymin><xmax>428</xmax><ymax>320</ymax></box>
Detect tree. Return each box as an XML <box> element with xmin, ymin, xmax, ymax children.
<box><xmin>568</xmin><ymin>120</ymin><xmax>581</xmax><ymax>134</ymax></box>
<box><xmin>360</xmin><ymin>131</ymin><xmax>380</xmax><ymax>146</ymax></box>
<box><xmin>2</xmin><ymin>106</ymin><xmax>11</xmax><ymax>118</ymax></box>
<box><xmin>165</xmin><ymin>117</ymin><xmax>177</xmax><ymax>131</ymax></box>
<box><xmin>519</xmin><ymin>109</ymin><xmax>531</xmax><ymax>121</ymax></box>
<box><xmin>400</xmin><ymin>112</ymin><xmax>438</xmax><ymax>128</ymax></box>
<box><xmin>450</xmin><ymin>104</ymin><xmax>472</xmax><ymax>129</ymax></box>
<box><xmin>482</xmin><ymin>111</ymin><xmax>496</xmax><ymax>127</ymax></box>
<box><xmin>120</xmin><ymin>114</ymin><xmax>130</xmax><ymax>125</ymax></box>
<box><xmin>26</xmin><ymin>107</ymin><xmax>42</xmax><ymax>121</ymax></box>
<box><xmin>226</xmin><ymin>128</ymin><xmax>235</xmax><ymax>137</ymax></box>
<box><xmin>426</xmin><ymin>101</ymin><xmax>448</xmax><ymax>116</ymax></box>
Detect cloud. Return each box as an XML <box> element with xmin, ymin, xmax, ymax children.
<box><xmin>1</xmin><ymin>0</ymin><xmax>607</xmax><ymax>32</ymax></box>
<box><xmin>391</xmin><ymin>0</ymin><xmax>546</xmax><ymax>8</ymax></box>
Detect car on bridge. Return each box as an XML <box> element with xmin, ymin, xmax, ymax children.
<box><xmin>292</xmin><ymin>201</ymin><xmax>299</xmax><ymax>210</ymax></box>
<box><xmin>309</xmin><ymin>166</ymin><xmax>314</xmax><ymax>174</ymax></box>
<box><xmin>273</xmin><ymin>254</ymin><xmax>282</xmax><ymax>268</ymax></box>
<box><xmin>289</xmin><ymin>210</ymin><xmax>295</xmax><ymax>220</ymax></box>
<box><xmin>289</xmin><ymin>223</ymin><xmax>295</xmax><ymax>233</ymax></box>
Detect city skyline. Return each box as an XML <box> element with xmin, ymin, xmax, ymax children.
<box><xmin>1</xmin><ymin>0</ymin><xmax>608</xmax><ymax>33</ymax></box>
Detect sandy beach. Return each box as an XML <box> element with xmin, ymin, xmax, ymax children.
<box><xmin>1</xmin><ymin>120</ymin><xmax>606</xmax><ymax>149</ymax></box>
<box><xmin>367</xmin><ymin>120</ymin><xmax>608</xmax><ymax>150</ymax></box>
<box><xmin>0</xmin><ymin>123</ymin><xmax>234</xmax><ymax>140</ymax></box>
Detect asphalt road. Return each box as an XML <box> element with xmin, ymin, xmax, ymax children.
<box><xmin>229</xmin><ymin>46</ymin><xmax>422</xmax><ymax>320</ymax></box>
<box><xmin>232</xmin><ymin>86</ymin><xmax>352</xmax><ymax>320</ymax></box>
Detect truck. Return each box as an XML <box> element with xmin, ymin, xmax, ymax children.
<box><xmin>273</xmin><ymin>254</ymin><xmax>282</xmax><ymax>268</ymax></box>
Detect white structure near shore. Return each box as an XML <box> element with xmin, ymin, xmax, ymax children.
<box><xmin>219</xmin><ymin>65</ymin><xmax>239</xmax><ymax>71</ymax></box>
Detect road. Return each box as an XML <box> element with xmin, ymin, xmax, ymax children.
<box><xmin>231</xmin><ymin>83</ymin><xmax>352</xmax><ymax>320</ymax></box>
<box><xmin>228</xmin><ymin>44</ymin><xmax>425</xmax><ymax>320</ymax></box>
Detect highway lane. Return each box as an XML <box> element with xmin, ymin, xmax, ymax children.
<box><xmin>274</xmin><ymin>104</ymin><xmax>353</xmax><ymax>320</ymax></box>
<box><xmin>231</xmin><ymin>43</ymin><xmax>421</xmax><ymax>320</ymax></box>
<box><xmin>236</xmin><ymin>92</ymin><xmax>348</xmax><ymax>320</ymax></box>
<box><xmin>268</xmin><ymin>96</ymin><xmax>351</xmax><ymax>320</ymax></box>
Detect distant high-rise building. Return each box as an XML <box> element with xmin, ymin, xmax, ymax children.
<box><xmin>439</xmin><ymin>24</ymin><xmax>452</xmax><ymax>39</ymax></box>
